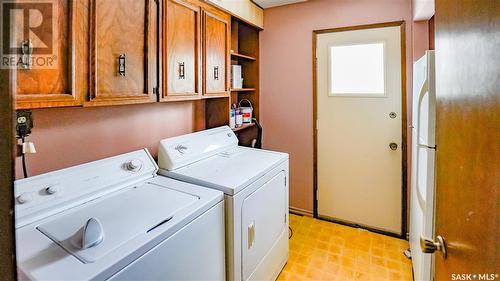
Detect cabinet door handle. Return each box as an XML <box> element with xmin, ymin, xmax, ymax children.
<box><xmin>178</xmin><ymin>62</ymin><xmax>185</xmax><ymax>79</ymax></box>
<box><xmin>214</xmin><ymin>66</ymin><xmax>219</xmax><ymax>80</ymax></box>
<box><xmin>21</xmin><ymin>39</ymin><xmax>33</xmax><ymax>69</ymax></box>
<box><xmin>118</xmin><ymin>54</ymin><xmax>126</xmax><ymax>76</ymax></box>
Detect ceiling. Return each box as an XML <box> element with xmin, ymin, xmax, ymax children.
<box><xmin>253</xmin><ymin>0</ymin><xmax>308</xmax><ymax>9</ymax></box>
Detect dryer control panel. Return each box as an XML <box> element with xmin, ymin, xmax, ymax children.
<box><xmin>158</xmin><ymin>126</ymin><xmax>238</xmax><ymax>171</ymax></box>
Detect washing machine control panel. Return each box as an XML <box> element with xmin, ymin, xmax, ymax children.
<box><xmin>14</xmin><ymin>149</ymin><xmax>157</xmax><ymax>227</ymax></box>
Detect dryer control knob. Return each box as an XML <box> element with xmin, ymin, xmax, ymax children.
<box><xmin>17</xmin><ymin>193</ymin><xmax>33</xmax><ymax>204</ymax></box>
<box><xmin>126</xmin><ymin>159</ymin><xmax>143</xmax><ymax>171</ymax></box>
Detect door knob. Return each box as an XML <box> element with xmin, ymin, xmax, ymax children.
<box><xmin>420</xmin><ymin>235</ymin><xmax>447</xmax><ymax>259</ymax></box>
<box><xmin>389</xmin><ymin>142</ymin><xmax>398</xmax><ymax>150</ymax></box>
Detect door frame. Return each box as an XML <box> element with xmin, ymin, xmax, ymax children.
<box><xmin>312</xmin><ymin>21</ymin><xmax>408</xmax><ymax>238</ymax></box>
<box><xmin>0</xmin><ymin>67</ymin><xmax>17</xmax><ymax>278</ymax></box>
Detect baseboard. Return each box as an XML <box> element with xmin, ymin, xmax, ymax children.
<box><xmin>289</xmin><ymin>207</ymin><xmax>313</xmax><ymax>217</ymax></box>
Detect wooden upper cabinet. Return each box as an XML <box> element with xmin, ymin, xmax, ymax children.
<box><xmin>161</xmin><ymin>0</ymin><xmax>201</xmax><ymax>101</ymax></box>
<box><xmin>202</xmin><ymin>9</ymin><xmax>230</xmax><ymax>96</ymax></box>
<box><xmin>15</xmin><ymin>0</ymin><xmax>85</xmax><ymax>109</ymax></box>
<box><xmin>86</xmin><ymin>0</ymin><xmax>157</xmax><ymax>106</ymax></box>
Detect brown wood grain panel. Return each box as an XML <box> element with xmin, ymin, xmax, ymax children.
<box><xmin>15</xmin><ymin>0</ymin><xmax>83</xmax><ymax>109</ymax></box>
<box><xmin>162</xmin><ymin>0</ymin><xmax>200</xmax><ymax>100</ymax></box>
<box><xmin>205</xmin><ymin>97</ymin><xmax>229</xmax><ymax>128</ymax></box>
<box><xmin>88</xmin><ymin>0</ymin><xmax>156</xmax><ymax>106</ymax></box>
<box><xmin>0</xmin><ymin>68</ymin><xmax>16</xmax><ymax>281</ymax></box>
<box><xmin>203</xmin><ymin>10</ymin><xmax>228</xmax><ymax>95</ymax></box>
<box><xmin>434</xmin><ymin>0</ymin><xmax>500</xmax><ymax>278</ymax></box>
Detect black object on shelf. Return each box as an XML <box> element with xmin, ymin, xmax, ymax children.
<box><xmin>252</xmin><ymin>118</ymin><xmax>262</xmax><ymax>149</ymax></box>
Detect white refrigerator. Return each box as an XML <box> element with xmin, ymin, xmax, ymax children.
<box><xmin>410</xmin><ymin>50</ymin><xmax>436</xmax><ymax>281</ymax></box>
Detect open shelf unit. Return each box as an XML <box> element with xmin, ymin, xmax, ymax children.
<box><xmin>229</xmin><ymin>18</ymin><xmax>260</xmax><ymax>139</ymax></box>
<box><xmin>201</xmin><ymin>17</ymin><xmax>260</xmax><ymax>146</ymax></box>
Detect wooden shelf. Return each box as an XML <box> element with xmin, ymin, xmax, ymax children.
<box><xmin>232</xmin><ymin>123</ymin><xmax>255</xmax><ymax>132</ymax></box>
<box><xmin>231</xmin><ymin>52</ymin><xmax>257</xmax><ymax>61</ymax></box>
<box><xmin>230</xmin><ymin>88</ymin><xmax>256</xmax><ymax>92</ymax></box>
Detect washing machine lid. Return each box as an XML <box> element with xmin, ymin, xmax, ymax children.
<box><xmin>160</xmin><ymin>146</ymin><xmax>288</xmax><ymax>195</ymax></box>
<box><xmin>37</xmin><ymin>182</ymin><xmax>198</xmax><ymax>264</ymax></box>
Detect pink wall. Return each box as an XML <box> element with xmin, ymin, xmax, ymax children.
<box><xmin>412</xmin><ymin>20</ymin><xmax>429</xmax><ymax>61</ymax></box>
<box><xmin>260</xmin><ymin>0</ymin><xmax>414</xmax><ymax>213</ymax></box>
<box><xmin>16</xmin><ymin>102</ymin><xmax>196</xmax><ymax>179</ymax></box>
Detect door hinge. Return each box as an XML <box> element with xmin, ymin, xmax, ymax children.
<box><xmin>316</xmin><ymin>119</ymin><xmax>319</xmax><ymax>130</ymax></box>
<box><xmin>153</xmin><ymin>87</ymin><xmax>158</xmax><ymax>95</ymax></box>
<box><xmin>284</xmin><ymin>176</ymin><xmax>287</xmax><ymax>187</ymax></box>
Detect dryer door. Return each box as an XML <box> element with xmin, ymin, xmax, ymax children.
<box><xmin>241</xmin><ymin>171</ymin><xmax>287</xmax><ymax>280</ymax></box>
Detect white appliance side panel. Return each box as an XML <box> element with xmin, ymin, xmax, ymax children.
<box><xmin>410</xmin><ymin>146</ymin><xmax>435</xmax><ymax>281</ymax></box>
<box><xmin>412</xmin><ymin>54</ymin><xmax>428</xmax><ymax>127</ymax></box>
<box><xmin>410</xmin><ymin>50</ymin><xmax>436</xmax><ymax>281</ymax></box>
<box><xmin>108</xmin><ymin>201</ymin><xmax>225</xmax><ymax>281</ymax></box>
<box><xmin>426</xmin><ymin>51</ymin><xmax>436</xmax><ymax>147</ymax></box>
<box><xmin>241</xmin><ymin>171</ymin><xmax>287</xmax><ymax>280</ymax></box>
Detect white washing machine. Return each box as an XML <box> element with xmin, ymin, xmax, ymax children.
<box><xmin>15</xmin><ymin>149</ymin><xmax>225</xmax><ymax>281</ymax></box>
<box><xmin>158</xmin><ymin>126</ymin><xmax>289</xmax><ymax>281</ymax></box>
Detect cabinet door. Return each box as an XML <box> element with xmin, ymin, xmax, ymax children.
<box><xmin>203</xmin><ymin>10</ymin><xmax>229</xmax><ymax>96</ymax></box>
<box><xmin>87</xmin><ymin>0</ymin><xmax>157</xmax><ymax>106</ymax></box>
<box><xmin>14</xmin><ymin>0</ymin><xmax>84</xmax><ymax>109</ymax></box>
<box><xmin>161</xmin><ymin>0</ymin><xmax>200</xmax><ymax>101</ymax></box>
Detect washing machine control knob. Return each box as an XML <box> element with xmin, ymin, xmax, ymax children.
<box><xmin>17</xmin><ymin>193</ymin><xmax>33</xmax><ymax>204</ymax></box>
<box><xmin>126</xmin><ymin>159</ymin><xmax>143</xmax><ymax>171</ymax></box>
<box><xmin>46</xmin><ymin>185</ymin><xmax>59</xmax><ymax>195</ymax></box>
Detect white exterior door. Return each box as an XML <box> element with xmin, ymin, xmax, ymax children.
<box><xmin>316</xmin><ymin>25</ymin><xmax>403</xmax><ymax>234</ymax></box>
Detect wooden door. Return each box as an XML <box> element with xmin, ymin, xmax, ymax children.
<box><xmin>203</xmin><ymin>10</ymin><xmax>229</xmax><ymax>96</ymax></box>
<box><xmin>161</xmin><ymin>0</ymin><xmax>200</xmax><ymax>101</ymax></box>
<box><xmin>13</xmin><ymin>0</ymin><xmax>84</xmax><ymax>109</ymax></box>
<box><xmin>87</xmin><ymin>0</ymin><xmax>157</xmax><ymax>106</ymax></box>
<box><xmin>432</xmin><ymin>0</ymin><xmax>500</xmax><ymax>279</ymax></box>
<box><xmin>315</xmin><ymin>24</ymin><xmax>404</xmax><ymax>235</ymax></box>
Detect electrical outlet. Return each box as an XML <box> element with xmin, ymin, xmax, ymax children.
<box><xmin>16</xmin><ymin>110</ymin><xmax>33</xmax><ymax>139</ymax></box>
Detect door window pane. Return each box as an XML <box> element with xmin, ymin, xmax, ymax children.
<box><xmin>329</xmin><ymin>42</ymin><xmax>386</xmax><ymax>96</ymax></box>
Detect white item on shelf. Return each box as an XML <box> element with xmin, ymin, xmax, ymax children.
<box><xmin>232</xmin><ymin>65</ymin><xmax>243</xmax><ymax>88</ymax></box>
<box><xmin>158</xmin><ymin>126</ymin><xmax>289</xmax><ymax>281</ymax></box>
<box><xmin>230</xmin><ymin>108</ymin><xmax>236</xmax><ymax>129</ymax></box>
<box><xmin>15</xmin><ymin>149</ymin><xmax>225</xmax><ymax>281</ymax></box>
<box><xmin>235</xmin><ymin>108</ymin><xmax>243</xmax><ymax>127</ymax></box>
<box><xmin>239</xmin><ymin>99</ymin><xmax>253</xmax><ymax>124</ymax></box>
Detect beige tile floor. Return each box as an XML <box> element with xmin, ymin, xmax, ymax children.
<box><xmin>277</xmin><ymin>214</ymin><xmax>413</xmax><ymax>281</ymax></box>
